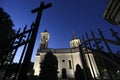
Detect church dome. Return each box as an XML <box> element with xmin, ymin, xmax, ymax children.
<box><xmin>70</xmin><ymin>33</ymin><xmax>81</xmax><ymax>48</ymax></box>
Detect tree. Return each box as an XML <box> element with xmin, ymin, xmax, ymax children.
<box><xmin>0</xmin><ymin>7</ymin><xmax>15</xmax><ymax>68</ymax></box>
<box><xmin>75</xmin><ymin>64</ymin><xmax>85</xmax><ymax>80</ymax></box>
<box><xmin>0</xmin><ymin>7</ymin><xmax>14</xmax><ymax>48</ymax></box>
<box><xmin>39</xmin><ymin>51</ymin><xmax>58</xmax><ymax>80</ymax></box>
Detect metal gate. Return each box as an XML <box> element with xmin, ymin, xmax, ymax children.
<box><xmin>79</xmin><ymin>28</ymin><xmax>120</xmax><ymax>80</ymax></box>
<box><xmin>0</xmin><ymin>2</ymin><xmax>52</xmax><ymax>80</ymax></box>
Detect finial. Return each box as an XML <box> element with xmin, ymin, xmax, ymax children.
<box><xmin>44</xmin><ymin>29</ymin><xmax>48</xmax><ymax>32</ymax></box>
<box><xmin>72</xmin><ymin>31</ymin><xmax>77</xmax><ymax>39</ymax></box>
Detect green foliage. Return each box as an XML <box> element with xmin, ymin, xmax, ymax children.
<box><xmin>75</xmin><ymin>64</ymin><xmax>85</xmax><ymax>80</ymax></box>
<box><xmin>0</xmin><ymin>7</ymin><xmax>14</xmax><ymax>48</ymax></box>
<box><xmin>0</xmin><ymin>7</ymin><xmax>15</xmax><ymax>69</ymax></box>
<box><xmin>39</xmin><ymin>51</ymin><xmax>58</xmax><ymax>80</ymax></box>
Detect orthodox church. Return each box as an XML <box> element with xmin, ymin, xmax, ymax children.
<box><xmin>33</xmin><ymin>30</ymin><xmax>100</xmax><ymax>79</ymax></box>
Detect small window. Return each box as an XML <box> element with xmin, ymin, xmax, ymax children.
<box><xmin>62</xmin><ymin>60</ymin><xmax>65</xmax><ymax>62</ymax></box>
<box><xmin>43</xmin><ymin>36</ymin><xmax>45</xmax><ymax>38</ymax></box>
<box><xmin>69</xmin><ymin>60</ymin><xmax>72</xmax><ymax>69</ymax></box>
<box><xmin>72</xmin><ymin>43</ymin><xmax>74</xmax><ymax>47</ymax></box>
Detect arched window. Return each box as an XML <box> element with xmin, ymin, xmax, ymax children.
<box><xmin>69</xmin><ymin>60</ymin><xmax>72</xmax><ymax>69</ymax></box>
<box><xmin>62</xmin><ymin>68</ymin><xmax>67</xmax><ymax>79</ymax></box>
<box><xmin>72</xmin><ymin>43</ymin><xmax>74</xmax><ymax>47</ymax></box>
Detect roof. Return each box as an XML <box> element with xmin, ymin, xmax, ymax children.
<box><xmin>71</xmin><ymin>32</ymin><xmax>79</xmax><ymax>40</ymax></box>
<box><xmin>44</xmin><ymin>29</ymin><xmax>48</xmax><ymax>32</ymax></box>
<box><xmin>38</xmin><ymin>47</ymin><xmax>80</xmax><ymax>53</ymax></box>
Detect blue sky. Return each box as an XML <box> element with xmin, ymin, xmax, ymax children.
<box><xmin>0</xmin><ymin>0</ymin><xmax>120</xmax><ymax>62</ymax></box>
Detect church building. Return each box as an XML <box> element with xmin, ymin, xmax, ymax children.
<box><xmin>33</xmin><ymin>30</ymin><xmax>100</xmax><ymax>79</ymax></box>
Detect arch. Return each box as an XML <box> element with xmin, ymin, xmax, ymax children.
<box><xmin>62</xmin><ymin>68</ymin><xmax>67</xmax><ymax>79</ymax></box>
<box><xmin>75</xmin><ymin>64</ymin><xmax>85</xmax><ymax>80</ymax></box>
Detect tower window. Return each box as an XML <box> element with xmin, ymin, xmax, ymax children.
<box><xmin>62</xmin><ymin>60</ymin><xmax>65</xmax><ymax>62</ymax></box>
<box><xmin>69</xmin><ymin>60</ymin><xmax>72</xmax><ymax>69</ymax></box>
<box><xmin>43</xmin><ymin>36</ymin><xmax>45</xmax><ymax>38</ymax></box>
<box><xmin>78</xmin><ymin>41</ymin><xmax>79</xmax><ymax>44</ymax></box>
<box><xmin>72</xmin><ymin>43</ymin><xmax>74</xmax><ymax>47</ymax></box>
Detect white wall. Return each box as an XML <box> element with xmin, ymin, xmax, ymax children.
<box><xmin>33</xmin><ymin>51</ymin><xmax>100</xmax><ymax>79</ymax></box>
<box><xmin>33</xmin><ymin>55</ymin><xmax>40</xmax><ymax>75</ymax></box>
<box><xmin>55</xmin><ymin>53</ymin><xmax>74</xmax><ymax>78</ymax></box>
<box><xmin>33</xmin><ymin>51</ymin><xmax>82</xmax><ymax>79</ymax></box>
<box><xmin>85</xmin><ymin>53</ymin><xmax>100</xmax><ymax>79</ymax></box>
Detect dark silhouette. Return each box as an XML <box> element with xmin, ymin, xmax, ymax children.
<box><xmin>17</xmin><ymin>2</ymin><xmax>52</xmax><ymax>80</ymax></box>
<box><xmin>0</xmin><ymin>7</ymin><xmax>14</xmax><ymax>43</ymax></box>
<box><xmin>26</xmin><ymin>62</ymin><xmax>34</xmax><ymax>80</ymax></box>
<box><xmin>0</xmin><ymin>7</ymin><xmax>15</xmax><ymax>68</ymax></box>
<box><xmin>39</xmin><ymin>51</ymin><xmax>58</xmax><ymax>80</ymax></box>
<box><xmin>62</xmin><ymin>68</ymin><xmax>67</xmax><ymax>79</ymax></box>
<box><xmin>0</xmin><ymin>7</ymin><xmax>15</xmax><ymax>49</ymax></box>
<box><xmin>75</xmin><ymin>64</ymin><xmax>85</xmax><ymax>80</ymax></box>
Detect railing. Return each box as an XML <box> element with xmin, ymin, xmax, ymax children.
<box><xmin>0</xmin><ymin>2</ymin><xmax>52</xmax><ymax>80</ymax></box>
<box><xmin>79</xmin><ymin>28</ymin><xmax>120</xmax><ymax>80</ymax></box>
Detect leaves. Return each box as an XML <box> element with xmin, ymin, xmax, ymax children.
<box><xmin>39</xmin><ymin>51</ymin><xmax>58</xmax><ymax>80</ymax></box>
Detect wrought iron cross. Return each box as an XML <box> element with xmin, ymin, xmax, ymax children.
<box><xmin>17</xmin><ymin>2</ymin><xmax>52</xmax><ymax>80</ymax></box>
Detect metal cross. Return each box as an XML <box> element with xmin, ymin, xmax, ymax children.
<box><xmin>17</xmin><ymin>2</ymin><xmax>52</xmax><ymax>80</ymax></box>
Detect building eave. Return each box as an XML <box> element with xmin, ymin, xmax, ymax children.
<box><xmin>38</xmin><ymin>47</ymin><xmax>80</xmax><ymax>53</ymax></box>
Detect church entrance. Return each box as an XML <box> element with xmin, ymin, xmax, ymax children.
<box><xmin>62</xmin><ymin>68</ymin><xmax>67</xmax><ymax>79</ymax></box>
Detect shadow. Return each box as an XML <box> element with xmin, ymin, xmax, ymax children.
<box><xmin>62</xmin><ymin>68</ymin><xmax>67</xmax><ymax>79</ymax></box>
<box><xmin>39</xmin><ymin>51</ymin><xmax>58</xmax><ymax>80</ymax></box>
<box><xmin>75</xmin><ymin>64</ymin><xmax>85</xmax><ymax>80</ymax></box>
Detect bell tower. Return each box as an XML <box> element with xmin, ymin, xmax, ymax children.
<box><xmin>70</xmin><ymin>33</ymin><xmax>81</xmax><ymax>48</ymax></box>
<box><xmin>39</xmin><ymin>29</ymin><xmax>50</xmax><ymax>50</ymax></box>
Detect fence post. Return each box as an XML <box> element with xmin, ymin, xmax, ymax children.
<box><xmin>91</xmin><ymin>30</ymin><xmax>113</xmax><ymax>80</ymax></box>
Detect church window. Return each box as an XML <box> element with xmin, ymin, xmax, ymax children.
<box><xmin>69</xmin><ymin>60</ymin><xmax>72</xmax><ymax>69</ymax></box>
<box><xmin>62</xmin><ymin>68</ymin><xmax>67</xmax><ymax>78</ymax></box>
<box><xmin>77</xmin><ymin>41</ymin><xmax>78</xmax><ymax>44</ymax></box>
<box><xmin>62</xmin><ymin>60</ymin><xmax>65</xmax><ymax>62</ymax></box>
<box><xmin>78</xmin><ymin>41</ymin><xmax>79</xmax><ymax>44</ymax></box>
<box><xmin>43</xmin><ymin>36</ymin><xmax>45</xmax><ymax>38</ymax></box>
<box><xmin>73</xmin><ymin>43</ymin><xmax>74</xmax><ymax>47</ymax></box>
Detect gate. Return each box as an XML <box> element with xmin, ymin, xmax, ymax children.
<box><xmin>0</xmin><ymin>2</ymin><xmax>52</xmax><ymax>80</ymax></box>
<box><xmin>79</xmin><ymin>28</ymin><xmax>120</xmax><ymax>80</ymax></box>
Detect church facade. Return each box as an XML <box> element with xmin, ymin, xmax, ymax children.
<box><xmin>33</xmin><ymin>30</ymin><xmax>100</xmax><ymax>79</ymax></box>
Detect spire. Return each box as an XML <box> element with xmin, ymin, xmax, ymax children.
<box><xmin>72</xmin><ymin>32</ymin><xmax>77</xmax><ymax>40</ymax></box>
<box><xmin>44</xmin><ymin>29</ymin><xmax>48</xmax><ymax>32</ymax></box>
<box><xmin>70</xmin><ymin>32</ymin><xmax>81</xmax><ymax>48</ymax></box>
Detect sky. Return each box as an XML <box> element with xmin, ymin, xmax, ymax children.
<box><xmin>0</xmin><ymin>0</ymin><xmax>120</xmax><ymax>62</ymax></box>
